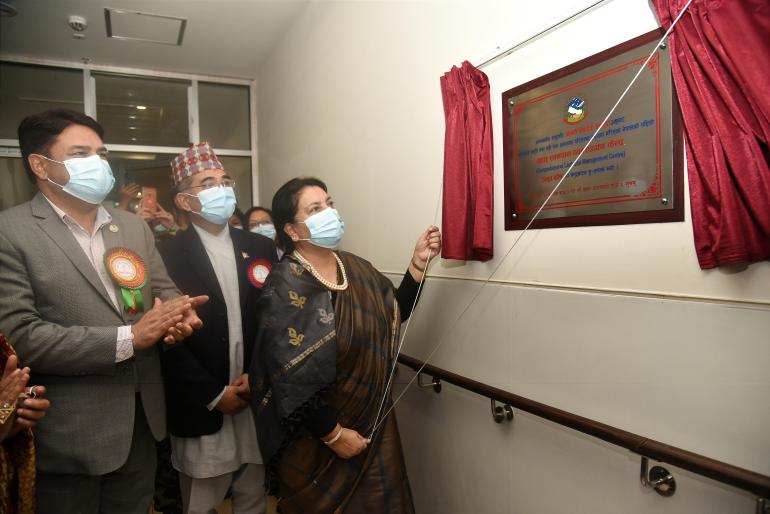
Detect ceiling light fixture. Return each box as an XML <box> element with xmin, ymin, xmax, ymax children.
<box><xmin>135</xmin><ymin>105</ymin><xmax>147</xmax><ymax>110</ymax></box>
<box><xmin>122</xmin><ymin>153</ymin><xmax>157</xmax><ymax>161</ymax></box>
<box><xmin>104</xmin><ymin>8</ymin><xmax>187</xmax><ymax>46</ymax></box>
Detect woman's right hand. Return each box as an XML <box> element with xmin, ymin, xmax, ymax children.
<box><xmin>324</xmin><ymin>424</ymin><xmax>369</xmax><ymax>459</ymax></box>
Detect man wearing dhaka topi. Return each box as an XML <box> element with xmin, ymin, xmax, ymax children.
<box><xmin>158</xmin><ymin>142</ymin><xmax>277</xmax><ymax>513</ymax></box>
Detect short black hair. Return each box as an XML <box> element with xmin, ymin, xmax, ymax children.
<box><xmin>244</xmin><ymin>206</ymin><xmax>273</xmax><ymax>225</ymax></box>
<box><xmin>18</xmin><ymin>109</ymin><xmax>104</xmax><ymax>182</ymax></box>
<box><xmin>271</xmin><ymin>177</ymin><xmax>327</xmax><ymax>253</ymax></box>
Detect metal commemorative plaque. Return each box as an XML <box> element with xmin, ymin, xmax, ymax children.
<box><xmin>502</xmin><ymin>29</ymin><xmax>684</xmax><ymax>230</ymax></box>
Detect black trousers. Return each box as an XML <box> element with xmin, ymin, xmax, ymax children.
<box><xmin>36</xmin><ymin>395</ymin><xmax>157</xmax><ymax>514</ymax></box>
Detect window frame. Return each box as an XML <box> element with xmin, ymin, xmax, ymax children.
<box><xmin>0</xmin><ymin>56</ymin><xmax>259</xmax><ymax>205</ymax></box>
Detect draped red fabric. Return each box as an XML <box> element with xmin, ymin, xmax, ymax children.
<box><xmin>440</xmin><ymin>61</ymin><xmax>494</xmax><ymax>262</ymax></box>
<box><xmin>652</xmin><ymin>0</ymin><xmax>770</xmax><ymax>269</ymax></box>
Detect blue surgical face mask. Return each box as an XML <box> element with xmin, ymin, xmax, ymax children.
<box><xmin>41</xmin><ymin>154</ymin><xmax>116</xmax><ymax>205</ymax></box>
<box><xmin>184</xmin><ymin>185</ymin><xmax>237</xmax><ymax>225</ymax></box>
<box><xmin>299</xmin><ymin>207</ymin><xmax>345</xmax><ymax>248</ymax></box>
<box><xmin>250</xmin><ymin>223</ymin><xmax>276</xmax><ymax>240</ymax></box>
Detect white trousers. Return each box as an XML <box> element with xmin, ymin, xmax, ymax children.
<box><xmin>179</xmin><ymin>463</ymin><xmax>266</xmax><ymax>514</ymax></box>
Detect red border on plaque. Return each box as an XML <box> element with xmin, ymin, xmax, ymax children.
<box><xmin>513</xmin><ymin>54</ymin><xmax>662</xmax><ymax>212</ymax></box>
<box><xmin>501</xmin><ymin>29</ymin><xmax>684</xmax><ymax>231</ymax></box>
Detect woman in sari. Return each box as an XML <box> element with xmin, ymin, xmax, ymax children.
<box><xmin>1</xmin><ymin>333</ymin><xmax>51</xmax><ymax>514</ymax></box>
<box><xmin>249</xmin><ymin>177</ymin><xmax>440</xmax><ymax>513</ymax></box>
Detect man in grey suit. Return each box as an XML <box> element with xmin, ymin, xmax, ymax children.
<box><xmin>0</xmin><ymin>109</ymin><xmax>207</xmax><ymax>514</ymax></box>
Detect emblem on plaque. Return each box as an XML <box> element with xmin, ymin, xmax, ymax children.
<box><xmin>564</xmin><ymin>96</ymin><xmax>586</xmax><ymax>124</ymax></box>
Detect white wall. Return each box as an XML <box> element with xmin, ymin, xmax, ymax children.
<box><xmin>256</xmin><ymin>1</ymin><xmax>770</xmax><ymax>512</ymax></box>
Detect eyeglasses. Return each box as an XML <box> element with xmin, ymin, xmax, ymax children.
<box><xmin>183</xmin><ymin>179</ymin><xmax>236</xmax><ymax>192</ymax></box>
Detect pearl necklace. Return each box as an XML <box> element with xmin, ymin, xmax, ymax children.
<box><xmin>293</xmin><ymin>250</ymin><xmax>348</xmax><ymax>291</ymax></box>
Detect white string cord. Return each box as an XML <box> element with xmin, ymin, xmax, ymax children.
<box><xmin>368</xmin><ymin>0</ymin><xmax>693</xmax><ymax>437</ymax></box>
<box><xmin>368</xmin><ymin>183</ymin><xmax>444</xmax><ymax>439</ymax></box>
<box><xmin>368</xmin><ymin>247</ymin><xmax>433</xmax><ymax>438</ymax></box>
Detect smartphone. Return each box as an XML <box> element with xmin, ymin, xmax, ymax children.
<box><xmin>140</xmin><ymin>187</ymin><xmax>158</xmax><ymax>212</ymax></box>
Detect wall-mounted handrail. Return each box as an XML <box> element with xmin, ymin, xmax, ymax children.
<box><xmin>397</xmin><ymin>353</ymin><xmax>770</xmax><ymax>498</ymax></box>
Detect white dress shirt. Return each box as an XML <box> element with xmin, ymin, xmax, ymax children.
<box><xmin>171</xmin><ymin>223</ymin><xmax>261</xmax><ymax>478</ymax></box>
<box><xmin>43</xmin><ymin>196</ymin><xmax>134</xmax><ymax>362</ymax></box>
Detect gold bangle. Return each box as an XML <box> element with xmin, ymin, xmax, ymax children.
<box><xmin>0</xmin><ymin>401</ymin><xmax>16</xmax><ymax>425</ymax></box>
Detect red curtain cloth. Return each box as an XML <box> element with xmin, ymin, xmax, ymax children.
<box><xmin>652</xmin><ymin>0</ymin><xmax>770</xmax><ymax>269</ymax></box>
<box><xmin>440</xmin><ymin>61</ymin><xmax>494</xmax><ymax>262</ymax></box>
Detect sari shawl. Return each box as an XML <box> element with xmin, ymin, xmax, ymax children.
<box><xmin>251</xmin><ymin>252</ymin><xmax>414</xmax><ymax>514</ymax></box>
<box><xmin>0</xmin><ymin>334</ymin><xmax>35</xmax><ymax>514</ymax></box>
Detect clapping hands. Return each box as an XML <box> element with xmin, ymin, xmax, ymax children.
<box><xmin>131</xmin><ymin>295</ymin><xmax>209</xmax><ymax>349</ymax></box>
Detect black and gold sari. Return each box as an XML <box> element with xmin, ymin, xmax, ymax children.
<box><xmin>0</xmin><ymin>334</ymin><xmax>35</xmax><ymax>514</ymax></box>
<box><xmin>250</xmin><ymin>251</ymin><xmax>414</xmax><ymax>514</ymax></box>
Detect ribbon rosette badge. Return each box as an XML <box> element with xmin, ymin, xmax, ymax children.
<box><xmin>104</xmin><ymin>248</ymin><xmax>148</xmax><ymax>315</ymax></box>
<box><xmin>247</xmin><ymin>258</ymin><xmax>272</xmax><ymax>288</ymax></box>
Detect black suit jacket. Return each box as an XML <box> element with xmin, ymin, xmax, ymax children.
<box><xmin>158</xmin><ymin>225</ymin><xmax>277</xmax><ymax>437</ymax></box>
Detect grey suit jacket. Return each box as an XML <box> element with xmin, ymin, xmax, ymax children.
<box><xmin>0</xmin><ymin>193</ymin><xmax>180</xmax><ymax>475</ymax></box>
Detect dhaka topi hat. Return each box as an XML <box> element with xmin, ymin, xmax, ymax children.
<box><xmin>170</xmin><ymin>142</ymin><xmax>223</xmax><ymax>185</ymax></box>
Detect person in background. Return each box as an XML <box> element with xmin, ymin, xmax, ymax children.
<box><xmin>228</xmin><ymin>207</ymin><xmax>247</xmax><ymax>230</ymax></box>
<box><xmin>158</xmin><ymin>142</ymin><xmax>277</xmax><ymax>514</ymax></box>
<box><xmin>0</xmin><ymin>109</ymin><xmax>207</xmax><ymax>514</ymax></box>
<box><xmin>118</xmin><ymin>182</ymin><xmax>142</xmax><ymax>212</ymax></box>
<box><xmin>118</xmin><ymin>182</ymin><xmax>180</xmax><ymax>239</ymax></box>
<box><xmin>0</xmin><ymin>333</ymin><xmax>50</xmax><ymax>514</ymax></box>
<box><xmin>173</xmin><ymin>204</ymin><xmax>190</xmax><ymax>232</ymax></box>
<box><xmin>249</xmin><ymin>177</ymin><xmax>440</xmax><ymax>514</ymax></box>
<box><xmin>138</xmin><ymin>203</ymin><xmax>179</xmax><ymax>240</ymax></box>
<box><xmin>245</xmin><ymin>206</ymin><xmax>282</xmax><ymax>258</ymax></box>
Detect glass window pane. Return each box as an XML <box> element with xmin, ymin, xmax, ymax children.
<box><xmin>106</xmin><ymin>151</ymin><xmax>176</xmax><ymax>211</ymax></box>
<box><xmin>104</xmin><ymin>151</ymin><xmax>185</xmax><ymax>238</ymax></box>
<box><xmin>105</xmin><ymin>152</ymin><xmax>251</xmax><ymax>226</ymax></box>
<box><xmin>218</xmin><ymin>156</ymin><xmax>253</xmax><ymax>211</ymax></box>
<box><xmin>0</xmin><ymin>62</ymin><xmax>84</xmax><ymax>139</ymax></box>
<box><xmin>94</xmin><ymin>73</ymin><xmax>189</xmax><ymax>147</ymax></box>
<box><xmin>0</xmin><ymin>157</ymin><xmax>37</xmax><ymax>211</ymax></box>
<box><xmin>199</xmin><ymin>82</ymin><xmax>250</xmax><ymax>149</ymax></box>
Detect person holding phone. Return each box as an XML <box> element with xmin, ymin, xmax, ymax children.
<box><xmin>118</xmin><ymin>182</ymin><xmax>180</xmax><ymax>239</ymax></box>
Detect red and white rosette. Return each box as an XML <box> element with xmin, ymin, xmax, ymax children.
<box><xmin>246</xmin><ymin>258</ymin><xmax>272</xmax><ymax>288</ymax></box>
